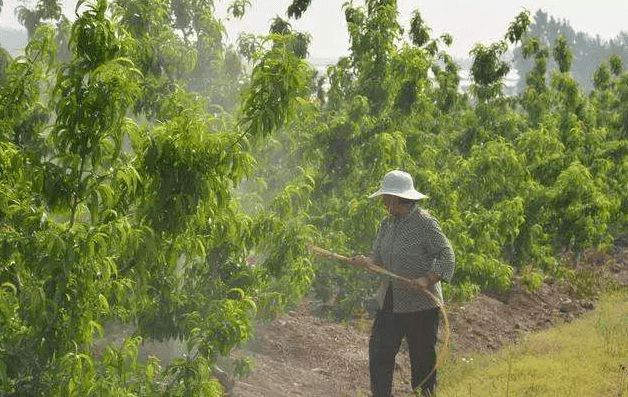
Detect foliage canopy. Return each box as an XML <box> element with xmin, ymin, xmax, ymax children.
<box><xmin>0</xmin><ymin>1</ymin><xmax>626</xmax><ymax>395</ymax></box>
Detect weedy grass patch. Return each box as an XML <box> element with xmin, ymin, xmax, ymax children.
<box><xmin>438</xmin><ymin>289</ymin><xmax>628</xmax><ymax>397</ymax></box>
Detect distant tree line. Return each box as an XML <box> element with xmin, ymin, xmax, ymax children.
<box><xmin>514</xmin><ymin>9</ymin><xmax>628</xmax><ymax>92</ymax></box>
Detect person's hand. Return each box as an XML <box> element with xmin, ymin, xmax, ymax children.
<box><xmin>349</xmin><ymin>255</ymin><xmax>373</xmax><ymax>268</ymax></box>
<box><xmin>411</xmin><ymin>276</ymin><xmax>430</xmax><ymax>289</ymax></box>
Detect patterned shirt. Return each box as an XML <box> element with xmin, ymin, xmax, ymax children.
<box><xmin>372</xmin><ymin>206</ymin><xmax>455</xmax><ymax>313</ymax></box>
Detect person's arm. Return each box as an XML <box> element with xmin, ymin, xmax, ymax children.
<box><xmin>414</xmin><ymin>216</ymin><xmax>455</xmax><ymax>288</ymax></box>
<box><xmin>413</xmin><ymin>271</ymin><xmax>443</xmax><ymax>288</ymax></box>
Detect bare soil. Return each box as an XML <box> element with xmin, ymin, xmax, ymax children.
<box><xmin>229</xmin><ymin>248</ymin><xmax>628</xmax><ymax>397</ymax></box>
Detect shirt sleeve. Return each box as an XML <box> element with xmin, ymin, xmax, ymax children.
<box><xmin>423</xmin><ymin>216</ymin><xmax>455</xmax><ymax>283</ymax></box>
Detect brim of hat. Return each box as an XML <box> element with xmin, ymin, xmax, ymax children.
<box><xmin>368</xmin><ymin>189</ymin><xmax>427</xmax><ymax>200</ymax></box>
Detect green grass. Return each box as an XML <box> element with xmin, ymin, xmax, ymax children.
<box><xmin>438</xmin><ymin>289</ymin><xmax>628</xmax><ymax>397</ymax></box>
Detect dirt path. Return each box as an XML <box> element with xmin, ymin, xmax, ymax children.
<box><xmin>229</xmin><ymin>248</ymin><xmax>628</xmax><ymax>397</ymax></box>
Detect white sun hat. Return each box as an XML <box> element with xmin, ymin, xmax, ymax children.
<box><xmin>368</xmin><ymin>170</ymin><xmax>427</xmax><ymax>200</ymax></box>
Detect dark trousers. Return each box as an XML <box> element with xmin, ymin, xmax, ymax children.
<box><xmin>369</xmin><ymin>288</ymin><xmax>439</xmax><ymax>397</ymax></box>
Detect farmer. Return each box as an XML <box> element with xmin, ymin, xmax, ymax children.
<box><xmin>351</xmin><ymin>169</ymin><xmax>455</xmax><ymax>397</ymax></box>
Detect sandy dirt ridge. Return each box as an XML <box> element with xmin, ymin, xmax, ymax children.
<box><xmin>227</xmin><ymin>246</ymin><xmax>628</xmax><ymax>397</ymax></box>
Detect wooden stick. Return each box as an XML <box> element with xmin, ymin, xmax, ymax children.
<box><xmin>309</xmin><ymin>244</ymin><xmax>430</xmax><ymax>289</ymax></box>
<box><xmin>308</xmin><ymin>244</ymin><xmax>411</xmax><ymax>283</ymax></box>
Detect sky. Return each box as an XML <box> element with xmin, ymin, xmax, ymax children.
<box><xmin>1</xmin><ymin>0</ymin><xmax>627</xmax><ymax>59</ymax></box>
